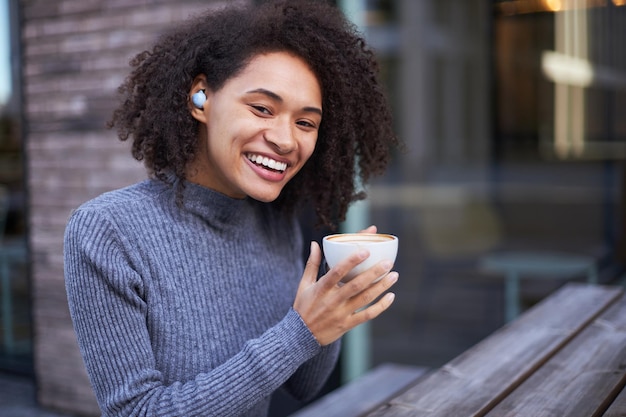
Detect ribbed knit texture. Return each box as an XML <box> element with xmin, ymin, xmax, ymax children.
<box><xmin>64</xmin><ymin>179</ymin><xmax>340</xmax><ymax>417</ymax></box>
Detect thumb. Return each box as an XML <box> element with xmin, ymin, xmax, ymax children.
<box><xmin>300</xmin><ymin>241</ymin><xmax>322</xmax><ymax>288</ymax></box>
<box><xmin>360</xmin><ymin>225</ymin><xmax>377</xmax><ymax>234</ymax></box>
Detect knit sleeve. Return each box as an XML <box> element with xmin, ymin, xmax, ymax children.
<box><xmin>64</xmin><ymin>208</ymin><xmax>323</xmax><ymax>417</ymax></box>
<box><xmin>284</xmin><ymin>338</ymin><xmax>341</xmax><ymax>402</ymax></box>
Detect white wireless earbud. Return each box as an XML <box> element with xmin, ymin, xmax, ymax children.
<box><xmin>192</xmin><ymin>90</ymin><xmax>206</xmax><ymax>109</ymax></box>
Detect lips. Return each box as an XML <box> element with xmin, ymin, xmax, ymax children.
<box><xmin>246</xmin><ymin>153</ymin><xmax>288</xmax><ymax>172</ymax></box>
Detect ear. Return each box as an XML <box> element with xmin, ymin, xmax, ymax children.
<box><xmin>189</xmin><ymin>74</ymin><xmax>209</xmax><ymax>123</ymax></box>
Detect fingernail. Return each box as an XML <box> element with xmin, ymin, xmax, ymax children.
<box><xmin>386</xmin><ymin>271</ymin><xmax>398</xmax><ymax>284</ymax></box>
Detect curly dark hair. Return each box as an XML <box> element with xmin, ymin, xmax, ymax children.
<box><xmin>109</xmin><ymin>0</ymin><xmax>399</xmax><ymax>229</ymax></box>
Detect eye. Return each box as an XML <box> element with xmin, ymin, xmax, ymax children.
<box><xmin>296</xmin><ymin>120</ymin><xmax>317</xmax><ymax>129</ymax></box>
<box><xmin>250</xmin><ymin>104</ymin><xmax>272</xmax><ymax>115</ymax></box>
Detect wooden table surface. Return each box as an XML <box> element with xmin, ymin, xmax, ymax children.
<box><xmin>363</xmin><ymin>283</ymin><xmax>626</xmax><ymax>417</ymax></box>
<box><xmin>293</xmin><ymin>283</ymin><xmax>626</xmax><ymax>417</ymax></box>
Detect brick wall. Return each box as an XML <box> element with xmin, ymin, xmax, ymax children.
<box><xmin>21</xmin><ymin>1</ymin><xmax>233</xmax><ymax>414</ymax></box>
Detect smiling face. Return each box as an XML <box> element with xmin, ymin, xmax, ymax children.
<box><xmin>187</xmin><ymin>52</ymin><xmax>322</xmax><ymax>202</ymax></box>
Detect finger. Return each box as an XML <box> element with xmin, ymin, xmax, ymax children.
<box><xmin>340</xmin><ymin>259</ymin><xmax>394</xmax><ymax>297</ymax></box>
<box><xmin>349</xmin><ymin>271</ymin><xmax>398</xmax><ymax>311</ymax></box>
<box><xmin>300</xmin><ymin>241</ymin><xmax>322</xmax><ymax>288</ymax></box>
<box><xmin>359</xmin><ymin>225</ymin><xmax>377</xmax><ymax>234</ymax></box>
<box><xmin>349</xmin><ymin>291</ymin><xmax>396</xmax><ymax>326</ymax></box>
<box><xmin>319</xmin><ymin>248</ymin><xmax>370</xmax><ymax>289</ymax></box>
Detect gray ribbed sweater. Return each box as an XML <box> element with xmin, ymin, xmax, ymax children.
<box><xmin>64</xmin><ymin>179</ymin><xmax>340</xmax><ymax>417</ymax></box>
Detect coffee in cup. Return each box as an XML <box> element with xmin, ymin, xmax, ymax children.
<box><xmin>322</xmin><ymin>233</ymin><xmax>398</xmax><ymax>283</ymax></box>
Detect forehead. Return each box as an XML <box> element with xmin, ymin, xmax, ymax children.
<box><xmin>224</xmin><ymin>52</ymin><xmax>322</xmax><ymax>102</ymax></box>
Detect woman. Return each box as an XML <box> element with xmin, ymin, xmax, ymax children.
<box><xmin>64</xmin><ymin>1</ymin><xmax>400</xmax><ymax>416</ymax></box>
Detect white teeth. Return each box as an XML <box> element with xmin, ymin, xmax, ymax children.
<box><xmin>247</xmin><ymin>154</ymin><xmax>287</xmax><ymax>172</ymax></box>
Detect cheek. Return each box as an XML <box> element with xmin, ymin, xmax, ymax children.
<box><xmin>206</xmin><ymin>119</ymin><xmax>247</xmax><ymax>154</ymax></box>
<box><xmin>301</xmin><ymin>135</ymin><xmax>319</xmax><ymax>162</ymax></box>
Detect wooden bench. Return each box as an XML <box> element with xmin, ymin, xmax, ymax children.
<box><xmin>294</xmin><ymin>283</ymin><xmax>626</xmax><ymax>416</ymax></box>
<box><xmin>290</xmin><ymin>363</ymin><xmax>428</xmax><ymax>417</ymax></box>
<box><xmin>480</xmin><ymin>251</ymin><xmax>598</xmax><ymax>322</ymax></box>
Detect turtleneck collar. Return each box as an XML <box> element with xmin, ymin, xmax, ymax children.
<box><xmin>179</xmin><ymin>180</ymin><xmax>250</xmax><ymax>227</ymax></box>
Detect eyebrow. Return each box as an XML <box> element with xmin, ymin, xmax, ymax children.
<box><xmin>246</xmin><ymin>88</ymin><xmax>323</xmax><ymax>117</ymax></box>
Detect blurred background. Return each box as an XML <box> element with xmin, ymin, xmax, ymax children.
<box><xmin>1</xmin><ymin>0</ymin><xmax>625</xmax><ymax>415</ymax></box>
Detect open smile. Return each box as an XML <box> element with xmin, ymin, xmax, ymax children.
<box><xmin>246</xmin><ymin>153</ymin><xmax>288</xmax><ymax>172</ymax></box>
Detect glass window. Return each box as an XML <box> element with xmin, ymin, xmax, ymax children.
<box><xmin>359</xmin><ymin>0</ymin><xmax>626</xmax><ymax>371</ymax></box>
<box><xmin>0</xmin><ymin>0</ymin><xmax>31</xmax><ymax>373</ymax></box>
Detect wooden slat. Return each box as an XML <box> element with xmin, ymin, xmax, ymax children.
<box><xmin>604</xmin><ymin>386</ymin><xmax>626</xmax><ymax>417</ymax></box>
<box><xmin>290</xmin><ymin>363</ymin><xmax>428</xmax><ymax>417</ymax></box>
<box><xmin>365</xmin><ymin>284</ymin><xmax>623</xmax><ymax>417</ymax></box>
<box><xmin>487</xmin><ymin>295</ymin><xmax>626</xmax><ymax>416</ymax></box>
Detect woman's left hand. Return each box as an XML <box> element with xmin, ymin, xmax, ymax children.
<box><xmin>293</xmin><ymin>239</ymin><xmax>397</xmax><ymax>346</ymax></box>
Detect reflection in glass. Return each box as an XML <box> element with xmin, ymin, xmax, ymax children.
<box><xmin>360</xmin><ymin>0</ymin><xmax>626</xmax><ymax>371</ymax></box>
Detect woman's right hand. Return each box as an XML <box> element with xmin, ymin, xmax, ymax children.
<box><xmin>293</xmin><ymin>241</ymin><xmax>398</xmax><ymax>346</ymax></box>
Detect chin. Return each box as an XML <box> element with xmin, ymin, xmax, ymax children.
<box><xmin>247</xmin><ymin>189</ymin><xmax>282</xmax><ymax>203</ymax></box>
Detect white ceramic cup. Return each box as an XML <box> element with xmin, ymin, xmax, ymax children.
<box><xmin>322</xmin><ymin>233</ymin><xmax>398</xmax><ymax>283</ymax></box>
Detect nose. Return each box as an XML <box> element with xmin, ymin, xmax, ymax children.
<box><xmin>263</xmin><ymin>119</ymin><xmax>297</xmax><ymax>154</ymax></box>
